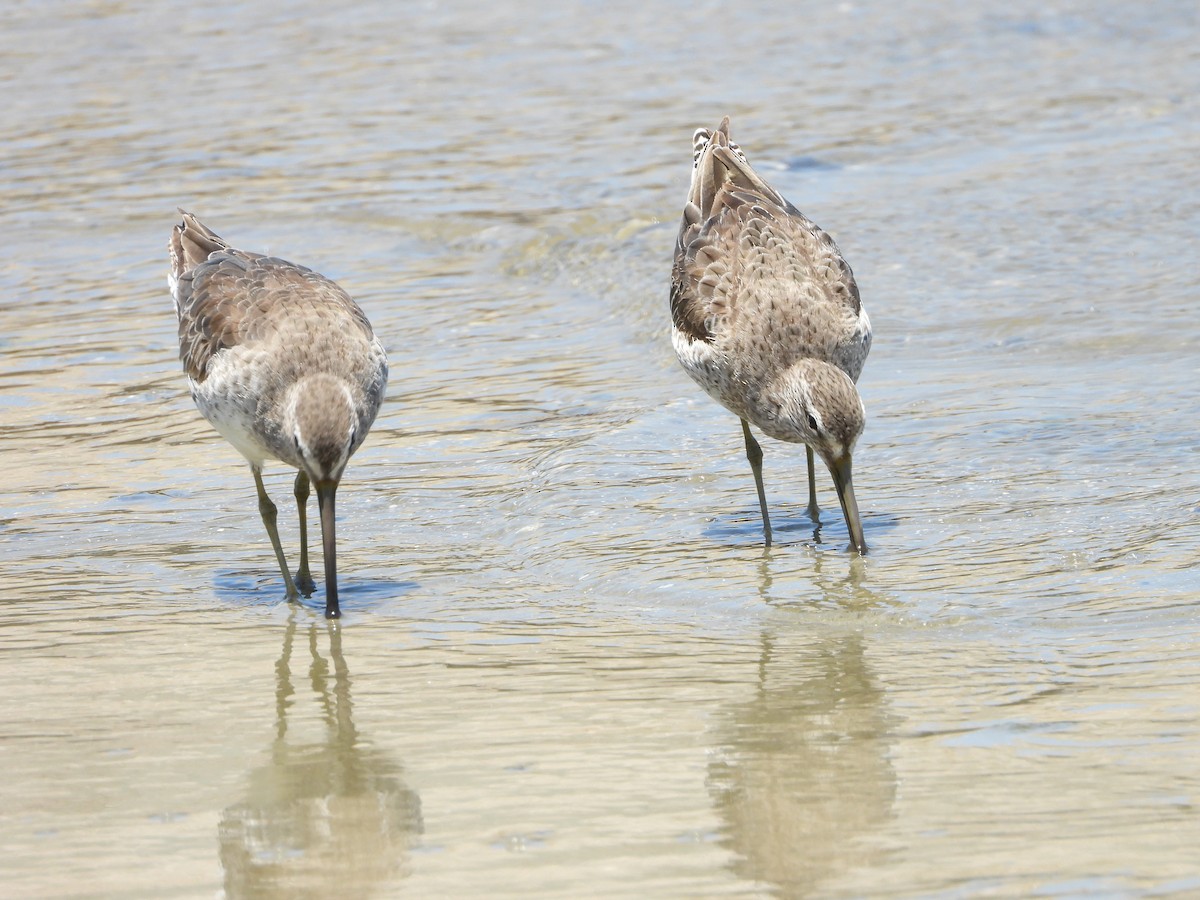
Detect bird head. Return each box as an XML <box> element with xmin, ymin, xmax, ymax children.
<box><xmin>284</xmin><ymin>374</ymin><xmax>359</xmax><ymax>488</ymax></box>
<box><xmin>761</xmin><ymin>359</ymin><xmax>868</xmax><ymax>553</ymax></box>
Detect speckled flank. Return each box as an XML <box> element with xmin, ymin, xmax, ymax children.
<box><xmin>670</xmin><ymin>117</ymin><xmax>871</xmax><ymax>550</ymax></box>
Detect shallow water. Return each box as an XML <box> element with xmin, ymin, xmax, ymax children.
<box><xmin>2</xmin><ymin>0</ymin><xmax>1199</xmax><ymax>896</ymax></box>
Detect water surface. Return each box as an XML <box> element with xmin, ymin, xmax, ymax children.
<box><xmin>2</xmin><ymin>1</ymin><xmax>1199</xmax><ymax>896</ymax></box>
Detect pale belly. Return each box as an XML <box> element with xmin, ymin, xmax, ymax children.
<box><xmin>188</xmin><ymin>348</ymin><xmax>283</xmax><ymax>467</ymax></box>
<box><xmin>672</xmin><ymin>328</ymin><xmax>753</xmax><ymax>422</ymax></box>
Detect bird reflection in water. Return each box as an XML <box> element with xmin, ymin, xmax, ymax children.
<box><xmin>219</xmin><ymin>616</ymin><xmax>422</xmax><ymax>897</ymax></box>
<box><xmin>708</xmin><ymin>630</ymin><xmax>896</xmax><ymax>896</ymax></box>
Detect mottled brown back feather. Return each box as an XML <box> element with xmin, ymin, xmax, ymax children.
<box><xmin>670</xmin><ymin>119</ymin><xmax>862</xmax><ymax>350</ymax></box>
<box><xmin>170</xmin><ymin>212</ymin><xmax>375</xmax><ymax>383</ymax></box>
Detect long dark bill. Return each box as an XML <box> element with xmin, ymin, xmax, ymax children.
<box><xmin>316</xmin><ymin>480</ymin><xmax>340</xmax><ymax>619</ymax></box>
<box><xmin>829</xmin><ymin>455</ymin><xmax>867</xmax><ymax>555</ymax></box>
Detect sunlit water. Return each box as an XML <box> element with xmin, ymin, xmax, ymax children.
<box><xmin>2</xmin><ymin>1</ymin><xmax>1199</xmax><ymax>896</ymax></box>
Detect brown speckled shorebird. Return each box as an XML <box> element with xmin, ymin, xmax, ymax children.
<box><xmin>169</xmin><ymin>211</ymin><xmax>388</xmax><ymax>617</ymax></box>
<box><xmin>670</xmin><ymin>118</ymin><xmax>871</xmax><ymax>551</ymax></box>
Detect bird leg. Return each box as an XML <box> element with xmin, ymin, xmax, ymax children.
<box><xmin>293</xmin><ymin>470</ymin><xmax>316</xmax><ymax>596</ymax></box>
<box><xmin>805</xmin><ymin>445</ymin><xmax>821</xmax><ymax>522</ymax></box>
<box><xmin>740</xmin><ymin>418</ymin><xmax>773</xmax><ymax>547</ymax></box>
<box><xmin>253</xmin><ymin>466</ymin><xmax>300</xmax><ymax>602</ymax></box>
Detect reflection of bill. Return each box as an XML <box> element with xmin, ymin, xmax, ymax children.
<box><xmin>219</xmin><ymin>618</ymin><xmax>422</xmax><ymax>898</ymax></box>
<box><xmin>708</xmin><ymin>631</ymin><xmax>895</xmax><ymax>897</ymax></box>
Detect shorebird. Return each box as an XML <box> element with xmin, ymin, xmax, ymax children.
<box><xmin>670</xmin><ymin>118</ymin><xmax>871</xmax><ymax>551</ymax></box>
<box><xmin>169</xmin><ymin>211</ymin><xmax>388</xmax><ymax>617</ymax></box>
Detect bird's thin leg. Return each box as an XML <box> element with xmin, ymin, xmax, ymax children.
<box><xmin>805</xmin><ymin>445</ymin><xmax>821</xmax><ymax>523</ymax></box>
<box><xmin>253</xmin><ymin>466</ymin><xmax>300</xmax><ymax>602</ymax></box>
<box><xmin>741</xmin><ymin>418</ymin><xmax>773</xmax><ymax>547</ymax></box>
<box><xmin>293</xmin><ymin>470</ymin><xmax>316</xmax><ymax>596</ymax></box>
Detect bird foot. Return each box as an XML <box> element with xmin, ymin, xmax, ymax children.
<box><xmin>294</xmin><ymin>572</ymin><xmax>317</xmax><ymax>597</ymax></box>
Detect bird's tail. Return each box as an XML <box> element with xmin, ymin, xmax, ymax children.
<box><xmin>169</xmin><ymin>209</ymin><xmax>229</xmax><ymax>282</ymax></box>
<box><xmin>686</xmin><ymin>117</ymin><xmax>788</xmax><ymax>220</ymax></box>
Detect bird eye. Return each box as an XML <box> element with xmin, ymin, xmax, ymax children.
<box><xmin>806</xmin><ymin>413</ymin><xmax>819</xmax><ymax>432</ymax></box>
